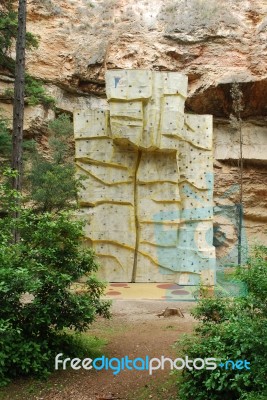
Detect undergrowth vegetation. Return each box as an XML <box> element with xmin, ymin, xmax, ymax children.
<box><xmin>0</xmin><ymin>111</ymin><xmax>110</xmax><ymax>387</ymax></box>
<box><xmin>0</xmin><ymin>170</ymin><xmax>110</xmax><ymax>387</ymax></box>
<box><xmin>177</xmin><ymin>245</ymin><xmax>267</xmax><ymax>400</ymax></box>
<box><xmin>27</xmin><ymin>113</ymin><xmax>82</xmax><ymax>212</ymax></box>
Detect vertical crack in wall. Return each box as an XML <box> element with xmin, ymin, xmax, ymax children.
<box><xmin>131</xmin><ymin>149</ymin><xmax>142</xmax><ymax>282</ymax></box>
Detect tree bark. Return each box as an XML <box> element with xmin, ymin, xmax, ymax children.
<box><xmin>11</xmin><ymin>0</ymin><xmax>27</xmax><ymax>243</ymax></box>
<box><xmin>12</xmin><ymin>0</ymin><xmax>26</xmax><ymax>190</ymax></box>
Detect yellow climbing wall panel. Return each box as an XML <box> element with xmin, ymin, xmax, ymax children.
<box><xmin>74</xmin><ymin>70</ymin><xmax>216</xmax><ymax>285</ymax></box>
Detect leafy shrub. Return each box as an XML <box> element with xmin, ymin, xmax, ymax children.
<box><xmin>48</xmin><ymin>113</ymin><xmax>73</xmax><ymax>137</ymax></box>
<box><xmin>25</xmin><ymin>75</ymin><xmax>55</xmax><ymax>108</ymax></box>
<box><xmin>27</xmin><ymin>162</ymin><xmax>80</xmax><ymax>212</ymax></box>
<box><xmin>177</xmin><ymin>246</ymin><xmax>267</xmax><ymax>400</ymax></box>
<box><xmin>0</xmin><ymin>116</ymin><xmax>11</xmax><ymax>161</ymax></box>
<box><xmin>0</xmin><ymin>173</ymin><xmax>110</xmax><ymax>386</ymax></box>
<box><xmin>0</xmin><ymin>116</ymin><xmax>36</xmax><ymax>166</ymax></box>
<box><xmin>2</xmin><ymin>79</ymin><xmax>55</xmax><ymax>108</ymax></box>
<box><xmin>27</xmin><ymin>114</ymin><xmax>82</xmax><ymax>212</ymax></box>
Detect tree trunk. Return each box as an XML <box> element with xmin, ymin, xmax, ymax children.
<box><xmin>11</xmin><ymin>0</ymin><xmax>27</xmax><ymax>243</ymax></box>
<box><xmin>12</xmin><ymin>0</ymin><xmax>26</xmax><ymax>190</ymax></box>
<box><xmin>238</xmin><ymin>112</ymin><xmax>243</xmax><ymax>266</ymax></box>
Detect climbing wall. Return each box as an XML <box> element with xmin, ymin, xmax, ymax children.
<box><xmin>74</xmin><ymin>70</ymin><xmax>216</xmax><ymax>285</ymax></box>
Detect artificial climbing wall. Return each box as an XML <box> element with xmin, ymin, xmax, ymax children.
<box><xmin>74</xmin><ymin>70</ymin><xmax>216</xmax><ymax>285</ymax></box>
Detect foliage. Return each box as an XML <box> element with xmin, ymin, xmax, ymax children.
<box><xmin>0</xmin><ymin>2</ymin><xmax>54</xmax><ymax>108</ymax></box>
<box><xmin>1</xmin><ymin>112</ymin><xmax>80</xmax><ymax>212</ymax></box>
<box><xmin>2</xmin><ymin>78</ymin><xmax>55</xmax><ymax>108</ymax></box>
<box><xmin>0</xmin><ymin>115</ymin><xmax>11</xmax><ymax>160</ymax></box>
<box><xmin>0</xmin><ymin>171</ymin><xmax>110</xmax><ymax>386</ymax></box>
<box><xmin>27</xmin><ymin>162</ymin><xmax>79</xmax><ymax>212</ymax></box>
<box><xmin>27</xmin><ymin>114</ymin><xmax>82</xmax><ymax>212</ymax></box>
<box><xmin>0</xmin><ymin>168</ymin><xmax>21</xmax><ymax>219</ymax></box>
<box><xmin>0</xmin><ymin>1</ymin><xmax>38</xmax><ymax>70</ymax></box>
<box><xmin>48</xmin><ymin>112</ymin><xmax>73</xmax><ymax>137</ymax></box>
<box><xmin>25</xmin><ymin>75</ymin><xmax>55</xmax><ymax>108</ymax></box>
<box><xmin>177</xmin><ymin>246</ymin><xmax>267</xmax><ymax>400</ymax></box>
<box><xmin>236</xmin><ymin>245</ymin><xmax>267</xmax><ymax>315</ymax></box>
<box><xmin>0</xmin><ymin>115</ymin><xmax>38</xmax><ymax>168</ymax></box>
<box><xmin>0</xmin><ymin>3</ymin><xmax>17</xmax><ymax>57</ymax></box>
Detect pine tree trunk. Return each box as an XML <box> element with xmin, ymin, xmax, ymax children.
<box><xmin>11</xmin><ymin>0</ymin><xmax>27</xmax><ymax>243</ymax></box>
<box><xmin>12</xmin><ymin>0</ymin><xmax>26</xmax><ymax>190</ymax></box>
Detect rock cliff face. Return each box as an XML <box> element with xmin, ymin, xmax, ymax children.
<box><xmin>1</xmin><ymin>0</ymin><xmax>266</xmax><ymax>266</ymax></box>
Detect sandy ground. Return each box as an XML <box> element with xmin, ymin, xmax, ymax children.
<box><xmin>0</xmin><ymin>300</ymin><xmax>197</xmax><ymax>400</ymax></box>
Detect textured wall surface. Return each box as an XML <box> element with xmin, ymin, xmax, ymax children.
<box><xmin>74</xmin><ymin>70</ymin><xmax>216</xmax><ymax>284</ymax></box>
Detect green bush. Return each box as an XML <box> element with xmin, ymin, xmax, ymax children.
<box><xmin>0</xmin><ymin>116</ymin><xmax>11</xmax><ymax>160</ymax></box>
<box><xmin>27</xmin><ymin>162</ymin><xmax>80</xmax><ymax>212</ymax></box>
<box><xmin>27</xmin><ymin>114</ymin><xmax>82</xmax><ymax>212</ymax></box>
<box><xmin>0</xmin><ymin>173</ymin><xmax>110</xmax><ymax>386</ymax></box>
<box><xmin>2</xmin><ymin>78</ymin><xmax>55</xmax><ymax>108</ymax></box>
<box><xmin>0</xmin><ymin>116</ymin><xmax>36</xmax><ymax>166</ymax></box>
<box><xmin>177</xmin><ymin>246</ymin><xmax>267</xmax><ymax>400</ymax></box>
<box><xmin>48</xmin><ymin>113</ymin><xmax>73</xmax><ymax>137</ymax></box>
<box><xmin>25</xmin><ymin>75</ymin><xmax>55</xmax><ymax>108</ymax></box>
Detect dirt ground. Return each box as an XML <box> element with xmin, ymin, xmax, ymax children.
<box><xmin>0</xmin><ymin>300</ymin><xmax>197</xmax><ymax>400</ymax></box>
